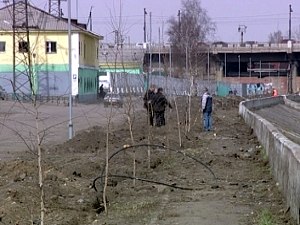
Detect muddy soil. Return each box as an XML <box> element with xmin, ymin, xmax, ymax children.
<box><xmin>0</xmin><ymin>96</ymin><xmax>296</xmax><ymax>225</ymax></box>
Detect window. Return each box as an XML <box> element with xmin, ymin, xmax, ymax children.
<box><xmin>46</xmin><ymin>41</ymin><xmax>57</xmax><ymax>54</ymax></box>
<box><xmin>79</xmin><ymin>41</ymin><xmax>81</xmax><ymax>56</ymax></box>
<box><xmin>84</xmin><ymin>42</ymin><xmax>86</xmax><ymax>59</ymax></box>
<box><xmin>0</xmin><ymin>42</ymin><xmax>5</xmax><ymax>52</ymax></box>
<box><xmin>19</xmin><ymin>41</ymin><xmax>28</xmax><ymax>53</ymax></box>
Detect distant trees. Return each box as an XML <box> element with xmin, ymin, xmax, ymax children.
<box><xmin>293</xmin><ymin>28</ymin><xmax>300</xmax><ymax>41</ymax></box>
<box><xmin>268</xmin><ymin>30</ymin><xmax>284</xmax><ymax>43</ymax></box>
<box><xmin>166</xmin><ymin>0</ymin><xmax>215</xmax><ymax>77</ymax></box>
<box><xmin>268</xmin><ymin>29</ymin><xmax>300</xmax><ymax>43</ymax></box>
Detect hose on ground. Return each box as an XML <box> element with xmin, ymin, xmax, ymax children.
<box><xmin>92</xmin><ymin>144</ymin><xmax>216</xmax><ymax>192</ymax></box>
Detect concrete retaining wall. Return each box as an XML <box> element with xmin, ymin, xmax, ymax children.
<box><xmin>286</xmin><ymin>94</ymin><xmax>300</xmax><ymax>103</ymax></box>
<box><xmin>285</xmin><ymin>95</ymin><xmax>300</xmax><ymax>110</ymax></box>
<box><xmin>241</xmin><ymin>96</ymin><xmax>285</xmax><ymax>110</ymax></box>
<box><xmin>284</xmin><ymin>98</ymin><xmax>300</xmax><ymax>110</ymax></box>
<box><xmin>239</xmin><ymin>97</ymin><xmax>300</xmax><ymax>224</ymax></box>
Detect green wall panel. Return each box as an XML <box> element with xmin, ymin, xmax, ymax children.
<box><xmin>216</xmin><ymin>82</ymin><xmax>231</xmax><ymax>97</ymax></box>
<box><xmin>0</xmin><ymin>64</ymin><xmax>68</xmax><ymax>72</ymax></box>
<box><xmin>78</xmin><ymin>67</ymin><xmax>98</xmax><ymax>95</ymax></box>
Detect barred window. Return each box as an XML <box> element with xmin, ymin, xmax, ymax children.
<box><xmin>46</xmin><ymin>41</ymin><xmax>57</xmax><ymax>54</ymax></box>
<box><xmin>19</xmin><ymin>41</ymin><xmax>28</xmax><ymax>53</ymax></box>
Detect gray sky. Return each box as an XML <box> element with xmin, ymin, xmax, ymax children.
<box><xmin>3</xmin><ymin>0</ymin><xmax>300</xmax><ymax>43</ymax></box>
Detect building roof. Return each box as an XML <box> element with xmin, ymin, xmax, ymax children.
<box><xmin>0</xmin><ymin>1</ymin><xmax>103</xmax><ymax>39</ymax></box>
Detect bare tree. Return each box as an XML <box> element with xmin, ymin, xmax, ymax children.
<box><xmin>101</xmin><ymin>0</ymin><xmax>144</xmax><ymax>211</ymax></box>
<box><xmin>166</xmin><ymin>0</ymin><xmax>215</xmax><ymax>78</ymax></box>
<box><xmin>268</xmin><ymin>30</ymin><xmax>284</xmax><ymax>44</ymax></box>
<box><xmin>166</xmin><ymin>0</ymin><xmax>215</xmax><ymax>132</ymax></box>
<box><xmin>293</xmin><ymin>27</ymin><xmax>300</xmax><ymax>41</ymax></box>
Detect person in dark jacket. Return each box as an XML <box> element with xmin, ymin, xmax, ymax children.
<box><xmin>201</xmin><ymin>87</ymin><xmax>213</xmax><ymax>131</ymax></box>
<box><xmin>143</xmin><ymin>84</ymin><xmax>157</xmax><ymax>126</ymax></box>
<box><xmin>152</xmin><ymin>87</ymin><xmax>172</xmax><ymax>127</ymax></box>
<box><xmin>99</xmin><ymin>84</ymin><xmax>106</xmax><ymax>99</ymax></box>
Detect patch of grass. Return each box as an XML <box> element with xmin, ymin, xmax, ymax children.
<box><xmin>110</xmin><ymin>199</ymin><xmax>159</xmax><ymax>217</ymax></box>
<box><xmin>257</xmin><ymin>209</ymin><xmax>278</xmax><ymax>225</ymax></box>
<box><xmin>160</xmin><ymin>155</ymin><xmax>178</xmax><ymax>170</ymax></box>
<box><xmin>258</xmin><ymin>146</ymin><xmax>271</xmax><ymax>169</ymax></box>
<box><xmin>257</xmin><ymin>145</ymin><xmax>267</xmax><ymax>160</ymax></box>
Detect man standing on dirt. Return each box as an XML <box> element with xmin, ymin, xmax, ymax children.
<box><xmin>201</xmin><ymin>87</ymin><xmax>213</xmax><ymax>131</ymax></box>
<box><xmin>143</xmin><ymin>84</ymin><xmax>157</xmax><ymax>126</ymax></box>
<box><xmin>152</xmin><ymin>87</ymin><xmax>172</xmax><ymax>127</ymax></box>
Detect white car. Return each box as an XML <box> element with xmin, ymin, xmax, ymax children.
<box><xmin>103</xmin><ymin>93</ymin><xmax>123</xmax><ymax>108</ymax></box>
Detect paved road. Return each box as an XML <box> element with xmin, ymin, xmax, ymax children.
<box><xmin>0</xmin><ymin>99</ymin><xmax>142</xmax><ymax>160</ymax></box>
<box><xmin>254</xmin><ymin>104</ymin><xmax>300</xmax><ymax>145</ymax></box>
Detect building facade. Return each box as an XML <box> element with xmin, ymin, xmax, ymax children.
<box><xmin>0</xmin><ymin>1</ymin><xmax>102</xmax><ymax>102</ymax></box>
<box><xmin>210</xmin><ymin>42</ymin><xmax>300</xmax><ymax>96</ymax></box>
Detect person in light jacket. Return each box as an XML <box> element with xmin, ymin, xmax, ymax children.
<box><xmin>201</xmin><ymin>87</ymin><xmax>213</xmax><ymax>131</ymax></box>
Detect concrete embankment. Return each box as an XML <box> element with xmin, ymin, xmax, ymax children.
<box><xmin>239</xmin><ymin>96</ymin><xmax>300</xmax><ymax>224</ymax></box>
<box><xmin>285</xmin><ymin>94</ymin><xmax>300</xmax><ymax>110</ymax></box>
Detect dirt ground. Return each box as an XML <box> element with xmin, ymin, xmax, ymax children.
<box><xmin>0</xmin><ymin>95</ymin><xmax>297</xmax><ymax>225</ymax></box>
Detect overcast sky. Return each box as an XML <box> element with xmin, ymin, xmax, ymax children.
<box><xmin>2</xmin><ymin>0</ymin><xmax>300</xmax><ymax>44</ymax></box>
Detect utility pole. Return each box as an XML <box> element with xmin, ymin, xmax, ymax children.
<box><xmin>149</xmin><ymin>12</ymin><xmax>152</xmax><ymax>85</ymax></box>
<box><xmin>288</xmin><ymin>4</ymin><xmax>293</xmax><ymax>94</ymax></box>
<box><xmin>238</xmin><ymin>25</ymin><xmax>247</xmax><ymax>44</ymax></box>
<box><xmin>158</xmin><ymin>27</ymin><xmax>161</xmax><ymax>76</ymax></box>
<box><xmin>143</xmin><ymin>8</ymin><xmax>147</xmax><ymax>43</ymax></box>
<box><xmin>289</xmin><ymin>4</ymin><xmax>292</xmax><ymax>40</ymax></box>
<box><xmin>67</xmin><ymin>0</ymin><xmax>73</xmax><ymax>139</ymax></box>
<box><xmin>49</xmin><ymin>0</ymin><xmax>66</xmax><ymax>17</ymax></box>
<box><xmin>143</xmin><ymin>8</ymin><xmax>148</xmax><ymax>90</ymax></box>
<box><xmin>11</xmin><ymin>0</ymin><xmax>38</xmax><ymax>96</ymax></box>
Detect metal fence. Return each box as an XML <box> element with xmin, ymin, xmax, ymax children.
<box><xmin>1</xmin><ymin>74</ymin><xmax>218</xmax><ymax>104</ymax></box>
<box><xmin>110</xmin><ymin>73</ymin><xmax>217</xmax><ymax>97</ymax></box>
